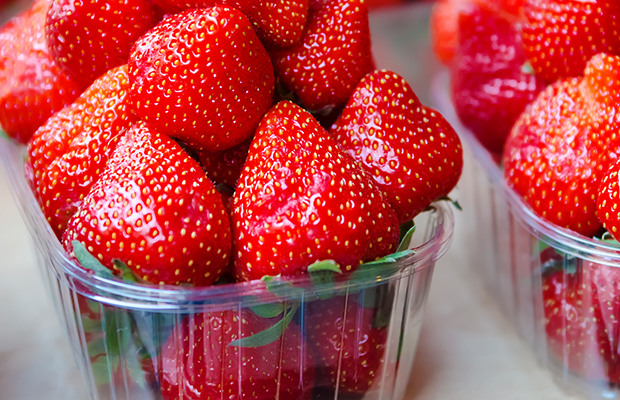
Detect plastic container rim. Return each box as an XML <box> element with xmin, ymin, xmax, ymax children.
<box><xmin>0</xmin><ymin>135</ymin><xmax>455</xmax><ymax>306</ymax></box>
<box><xmin>431</xmin><ymin>69</ymin><xmax>620</xmax><ymax>265</ymax></box>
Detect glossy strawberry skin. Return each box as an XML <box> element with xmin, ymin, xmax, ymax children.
<box><xmin>29</xmin><ymin>65</ymin><xmax>136</xmax><ymax>238</ymax></box>
<box><xmin>451</xmin><ymin>5</ymin><xmax>546</xmax><ymax>155</ymax></box>
<box><xmin>129</xmin><ymin>6</ymin><xmax>274</xmax><ymax>152</ymax></box>
<box><xmin>543</xmin><ymin>268</ymin><xmax>620</xmax><ymax>382</ymax></box>
<box><xmin>46</xmin><ymin>0</ymin><xmax>158</xmax><ymax>88</ymax></box>
<box><xmin>0</xmin><ymin>0</ymin><xmax>81</xmax><ymax>144</ymax></box>
<box><xmin>151</xmin><ymin>0</ymin><xmax>308</xmax><ymax>46</ymax></box>
<box><xmin>233</xmin><ymin>101</ymin><xmax>399</xmax><ymax>281</ymax></box>
<box><xmin>198</xmin><ymin>139</ymin><xmax>251</xmax><ymax>188</ymax></box>
<box><xmin>63</xmin><ymin>121</ymin><xmax>232</xmax><ymax>286</ymax></box>
<box><xmin>521</xmin><ymin>0</ymin><xmax>620</xmax><ymax>83</ymax></box>
<box><xmin>307</xmin><ymin>295</ymin><xmax>387</xmax><ymax>394</ymax></box>
<box><xmin>505</xmin><ymin>53</ymin><xmax>620</xmax><ymax>237</ymax></box>
<box><xmin>160</xmin><ymin>309</ymin><xmax>315</xmax><ymax>400</ymax></box>
<box><xmin>271</xmin><ymin>0</ymin><xmax>374</xmax><ymax>111</ymax></box>
<box><xmin>331</xmin><ymin>70</ymin><xmax>463</xmax><ymax>223</ymax></box>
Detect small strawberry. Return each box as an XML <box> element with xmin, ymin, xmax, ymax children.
<box><xmin>451</xmin><ymin>4</ymin><xmax>546</xmax><ymax>154</ymax></box>
<box><xmin>521</xmin><ymin>0</ymin><xmax>620</xmax><ymax>82</ymax></box>
<box><xmin>233</xmin><ymin>101</ymin><xmax>399</xmax><ymax>281</ymax></box>
<box><xmin>0</xmin><ymin>0</ymin><xmax>81</xmax><ymax>144</ymax></box>
<box><xmin>307</xmin><ymin>295</ymin><xmax>387</xmax><ymax>394</ymax></box>
<box><xmin>63</xmin><ymin>120</ymin><xmax>232</xmax><ymax>286</ymax></box>
<box><xmin>270</xmin><ymin>0</ymin><xmax>374</xmax><ymax>110</ymax></box>
<box><xmin>151</xmin><ymin>0</ymin><xmax>308</xmax><ymax>46</ymax></box>
<box><xmin>28</xmin><ymin>65</ymin><xmax>136</xmax><ymax>238</ymax></box>
<box><xmin>505</xmin><ymin>54</ymin><xmax>620</xmax><ymax>237</ymax></box>
<box><xmin>198</xmin><ymin>138</ymin><xmax>251</xmax><ymax>188</ymax></box>
<box><xmin>46</xmin><ymin>0</ymin><xmax>158</xmax><ymax>88</ymax></box>
<box><xmin>330</xmin><ymin>70</ymin><xmax>463</xmax><ymax>223</ymax></box>
<box><xmin>129</xmin><ymin>6</ymin><xmax>275</xmax><ymax>152</ymax></box>
<box><xmin>160</xmin><ymin>309</ymin><xmax>315</xmax><ymax>400</ymax></box>
<box><xmin>543</xmin><ymin>269</ymin><xmax>618</xmax><ymax>382</ymax></box>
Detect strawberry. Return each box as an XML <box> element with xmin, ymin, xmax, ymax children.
<box><xmin>598</xmin><ymin>160</ymin><xmax>620</xmax><ymax>239</ymax></box>
<box><xmin>151</xmin><ymin>0</ymin><xmax>308</xmax><ymax>46</ymax></box>
<box><xmin>504</xmin><ymin>54</ymin><xmax>620</xmax><ymax>237</ymax></box>
<box><xmin>46</xmin><ymin>0</ymin><xmax>158</xmax><ymax>88</ymax></box>
<box><xmin>0</xmin><ymin>0</ymin><xmax>81</xmax><ymax>144</ymax></box>
<box><xmin>62</xmin><ymin>120</ymin><xmax>232</xmax><ymax>286</ymax></box>
<box><xmin>307</xmin><ymin>295</ymin><xmax>387</xmax><ymax>394</ymax></box>
<box><xmin>521</xmin><ymin>0</ymin><xmax>620</xmax><ymax>83</ymax></box>
<box><xmin>233</xmin><ymin>101</ymin><xmax>399</xmax><ymax>281</ymax></box>
<box><xmin>160</xmin><ymin>309</ymin><xmax>315</xmax><ymax>400</ymax></box>
<box><xmin>451</xmin><ymin>4</ymin><xmax>546</xmax><ymax>154</ymax></box>
<box><xmin>198</xmin><ymin>138</ymin><xmax>251</xmax><ymax>188</ymax></box>
<box><xmin>330</xmin><ymin>70</ymin><xmax>463</xmax><ymax>223</ymax></box>
<box><xmin>270</xmin><ymin>0</ymin><xmax>374</xmax><ymax>111</ymax></box>
<box><xmin>129</xmin><ymin>6</ymin><xmax>274</xmax><ymax>152</ymax></box>
<box><xmin>543</xmin><ymin>269</ymin><xmax>619</xmax><ymax>382</ymax></box>
<box><xmin>27</xmin><ymin>65</ymin><xmax>136</xmax><ymax>238</ymax></box>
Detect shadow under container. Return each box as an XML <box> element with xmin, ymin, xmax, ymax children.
<box><xmin>433</xmin><ymin>70</ymin><xmax>620</xmax><ymax>400</ymax></box>
<box><xmin>0</xmin><ymin>136</ymin><xmax>455</xmax><ymax>400</ymax></box>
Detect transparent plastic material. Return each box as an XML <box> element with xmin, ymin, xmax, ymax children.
<box><xmin>433</xmin><ymin>70</ymin><xmax>620</xmax><ymax>400</ymax></box>
<box><xmin>0</xmin><ymin>135</ymin><xmax>454</xmax><ymax>400</ymax></box>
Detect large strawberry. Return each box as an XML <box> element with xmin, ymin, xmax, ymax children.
<box><xmin>63</xmin><ymin>120</ymin><xmax>232</xmax><ymax>286</ymax></box>
<box><xmin>150</xmin><ymin>0</ymin><xmax>308</xmax><ymax>46</ymax></box>
<box><xmin>451</xmin><ymin>4</ymin><xmax>545</xmax><ymax>155</ymax></box>
<box><xmin>543</xmin><ymin>269</ymin><xmax>619</xmax><ymax>382</ymax></box>
<box><xmin>46</xmin><ymin>0</ymin><xmax>158</xmax><ymax>88</ymax></box>
<box><xmin>504</xmin><ymin>54</ymin><xmax>620</xmax><ymax>237</ymax></box>
<box><xmin>521</xmin><ymin>0</ymin><xmax>620</xmax><ymax>83</ymax></box>
<box><xmin>270</xmin><ymin>0</ymin><xmax>374</xmax><ymax>111</ymax></box>
<box><xmin>0</xmin><ymin>0</ymin><xmax>81</xmax><ymax>144</ymax></box>
<box><xmin>307</xmin><ymin>294</ymin><xmax>388</xmax><ymax>394</ymax></box>
<box><xmin>330</xmin><ymin>70</ymin><xmax>463</xmax><ymax>223</ymax></box>
<box><xmin>28</xmin><ymin>65</ymin><xmax>136</xmax><ymax>238</ymax></box>
<box><xmin>160</xmin><ymin>309</ymin><xmax>315</xmax><ymax>399</ymax></box>
<box><xmin>129</xmin><ymin>6</ymin><xmax>275</xmax><ymax>152</ymax></box>
<box><xmin>233</xmin><ymin>101</ymin><xmax>399</xmax><ymax>281</ymax></box>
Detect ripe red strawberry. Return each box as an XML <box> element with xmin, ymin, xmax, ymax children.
<box><xmin>27</xmin><ymin>65</ymin><xmax>136</xmax><ymax>238</ymax></box>
<box><xmin>521</xmin><ymin>0</ymin><xmax>620</xmax><ymax>83</ymax></box>
<box><xmin>63</xmin><ymin>120</ymin><xmax>232</xmax><ymax>286</ymax></box>
<box><xmin>198</xmin><ymin>139</ymin><xmax>251</xmax><ymax>188</ymax></box>
<box><xmin>151</xmin><ymin>0</ymin><xmax>308</xmax><ymax>46</ymax></box>
<box><xmin>598</xmin><ymin>161</ymin><xmax>620</xmax><ymax>239</ymax></box>
<box><xmin>46</xmin><ymin>0</ymin><xmax>158</xmax><ymax>88</ymax></box>
<box><xmin>129</xmin><ymin>6</ymin><xmax>275</xmax><ymax>152</ymax></box>
<box><xmin>543</xmin><ymin>269</ymin><xmax>619</xmax><ymax>382</ymax></box>
<box><xmin>160</xmin><ymin>309</ymin><xmax>315</xmax><ymax>400</ymax></box>
<box><xmin>270</xmin><ymin>0</ymin><xmax>374</xmax><ymax>111</ymax></box>
<box><xmin>505</xmin><ymin>54</ymin><xmax>620</xmax><ymax>237</ymax></box>
<box><xmin>330</xmin><ymin>70</ymin><xmax>463</xmax><ymax>223</ymax></box>
<box><xmin>0</xmin><ymin>0</ymin><xmax>81</xmax><ymax>144</ymax></box>
<box><xmin>233</xmin><ymin>101</ymin><xmax>399</xmax><ymax>281</ymax></box>
<box><xmin>307</xmin><ymin>295</ymin><xmax>387</xmax><ymax>394</ymax></box>
<box><xmin>451</xmin><ymin>4</ymin><xmax>546</xmax><ymax>155</ymax></box>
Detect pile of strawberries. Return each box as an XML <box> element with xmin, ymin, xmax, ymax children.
<box><xmin>0</xmin><ymin>0</ymin><xmax>463</xmax><ymax>286</ymax></box>
<box><xmin>432</xmin><ymin>0</ymin><xmax>620</xmax><ymax>387</ymax></box>
<box><xmin>0</xmin><ymin>0</ymin><xmax>463</xmax><ymax>397</ymax></box>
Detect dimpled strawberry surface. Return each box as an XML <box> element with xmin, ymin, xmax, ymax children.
<box><xmin>0</xmin><ymin>1</ymin><xmax>464</xmax><ymax>398</ymax></box>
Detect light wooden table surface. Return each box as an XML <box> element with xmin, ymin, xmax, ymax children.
<box><xmin>0</xmin><ymin>3</ymin><xmax>576</xmax><ymax>399</ymax></box>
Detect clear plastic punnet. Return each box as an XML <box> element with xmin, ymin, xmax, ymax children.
<box><xmin>433</xmin><ymin>69</ymin><xmax>620</xmax><ymax>400</ymax></box>
<box><xmin>0</xmin><ymin>134</ymin><xmax>454</xmax><ymax>400</ymax></box>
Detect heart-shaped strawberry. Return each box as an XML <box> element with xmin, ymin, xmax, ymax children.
<box><xmin>330</xmin><ymin>70</ymin><xmax>463</xmax><ymax>223</ymax></box>
<box><xmin>233</xmin><ymin>101</ymin><xmax>399</xmax><ymax>281</ymax></box>
<box><xmin>63</xmin><ymin>120</ymin><xmax>232</xmax><ymax>285</ymax></box>
<box><xmin>129</xmin><ymin>6</ymin><xmax>275</xmax><ymax>152</ymax></box>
